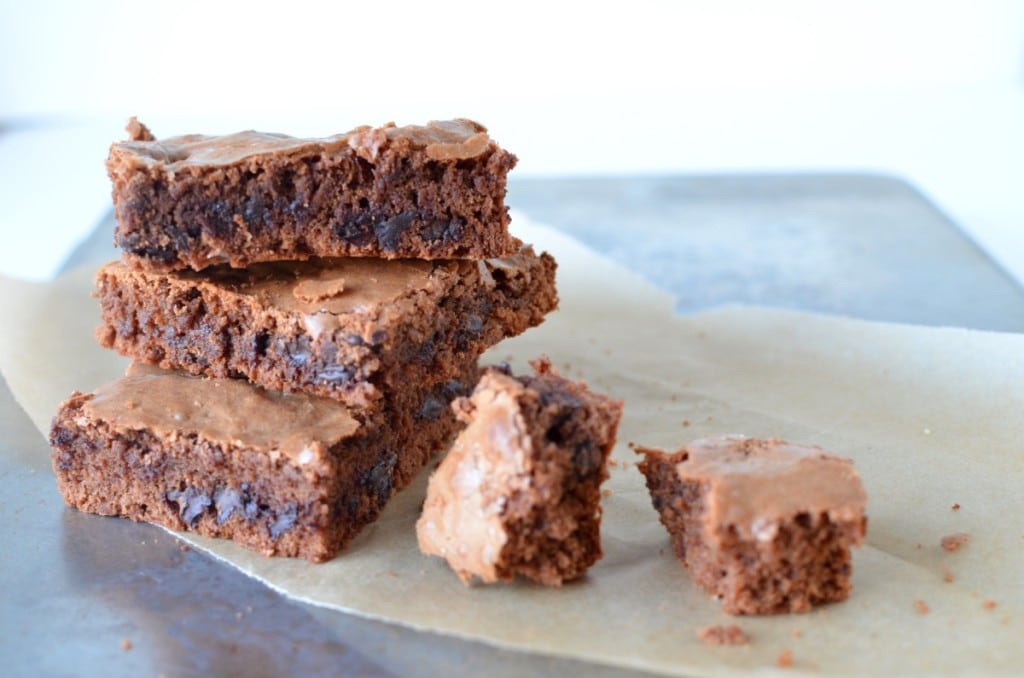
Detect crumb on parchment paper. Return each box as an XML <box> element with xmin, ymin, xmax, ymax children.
<box><xmin>697</xmin><ymin>625</ymin><xmax>748</xmax><ymax>646</ymax></box>
<box><xmin>941</xmin><ymin>533</ymin><xmax>970</xmax><ymax>552</ymax></box>
<box><xmin>777</xmin><ymin>649</ymin><xmax>793</xmax><ymax>668</ymax></box>
<box><xmin>915</xmin><ymin>600</ymin><xmax>930</xmax><ymax>615</ymax></box>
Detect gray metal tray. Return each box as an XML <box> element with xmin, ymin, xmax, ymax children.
<box><xmin>3</xmin><ymin>174</ymin><xmax>1022</xmax><ymax>676</ymax></box>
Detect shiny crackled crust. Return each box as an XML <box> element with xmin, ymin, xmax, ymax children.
<box><xmin>107</xmin><ymin>118</ymin><xmax>520</xmax><ymax>271</ymax></box>
<box><xmin>417</xmin><ymin>359</ymin><xmax>623</xmax><ymax>586</ymax></box>
<box><xmin>636</xmin><ymin>438</ymin><xmax>868</xmax><ymax>615</ymax></box>
<box><xmin>49</xmin><ymin>363</ymin><xmax>477</xmax><ymax>562</ymax></box>
<box><xmin>95</xmin><ymin>247</ymin><xmax>557</xmax><ymax>410</ymax></box>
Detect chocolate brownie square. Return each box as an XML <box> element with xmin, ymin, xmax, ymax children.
<box><xmin>107</xmin><ymin>118</ymin><xmax>520</xmax><ymax>271</ymax></box>
<box><xmin>49</xmin><ymin>362</ymin><xmax>476</xmax><ymax>562</ymax></box>
<box><xmin>95</xmin><ymin>246</ymin><xmax>556</xmax><ymax>409</ymax></box>
<box><xmin>636</xmin><ymin>436</ymin><xmax>867</xmax><ymax>615</ymax></box>
<box><xmin>417</xmin><ymin>359</ymin><xmax>623</xmax><ymax>586</ymax></box>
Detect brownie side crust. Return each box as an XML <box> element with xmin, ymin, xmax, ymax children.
<box><xmin>417</xmin><ymin>359</ymin><xmax>623</xmax><ymax>586</ymax></box>
<box><xmin>49</xmin><ymin>363</ymin><xmax>476</xmax><ymax>562</ymax></box>
<box><xmin>636</xmin><ymin>437</ymin><xmax>867</xmax><ymax>615</ymax></box>
<box><xmin>94</xmin><ymin>248</ymin><xmax>557</xmax><ymax>410</ymax></box>
<box><xmin>107</xmin><ymin>119</ymin><xmax>520</xmax><ymax>271</ymax></box>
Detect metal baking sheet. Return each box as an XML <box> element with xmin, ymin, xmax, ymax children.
<box><xmin>3</xmin><ymin>174</ymin><xmax>1023</xmax><ymax>676</ymax></box>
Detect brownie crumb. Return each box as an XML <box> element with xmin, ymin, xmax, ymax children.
<box><xmin>914</xmin><ymin>599</ymin><xmax>930</xmax><ymax>615</ymax></box>
<box><xmin>125</xmin><ymin>117</ymin><xmax>154</xmax><ymax>142</ymax></box>
<box><xmin>942</xmin><ymin>566</ymin><xmax>954</xmax><ymax>583</ymax></box>
<box><xmin>791</xmin><ymin>629</ymin><xmax>803</xmax><ymax>639</ymax></box>
<box><xmin>777</xmin><ymin>649</ymin><xmax>794</xmax><ymax>668</ymax></box>
<box><xmin>179</xmin><ymin>543</ymin><xmax>190</xmax><ymax>553</ymax></box>
<box><xmin>121</xmin><ymin>639</ymin><xmax>133</xmax><ymax>651</ymax></box>
<box><xmin>682</xmin><ymin>419</ymin><xmax>691</xmax><ymax>427</ymax></box>
<box><xmin>951</xmin><ymin>503</ymin><xmax>960</xmax><ymax>511</ymax></box>
<box><xmin>982</xmin><ymin>599</ymin><xmax>997</xmax><ymax>610</ymax></box>
<box><xmin>697</xmin><ymin>624</ymin><xmax>748</xmax><ymax>646</ymax></box>
<box><xmin>941</xmin><ymin>532</ymin><xmax>970</xmax><ymax>552</ymax></box>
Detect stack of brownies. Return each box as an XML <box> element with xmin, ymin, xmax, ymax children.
<box><xmin>49</xmin><ymin>118</ymin><xmax>558</xmax><ymax>561</ymax></box>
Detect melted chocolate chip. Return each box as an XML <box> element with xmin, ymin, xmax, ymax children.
<box><xmin>332</xmin><ymin>214</ymin><xmax>376</xmax><ymax>248</ymax></box>
<box><xmin>213</xmin><ymin>486</ymin><xmax>243</xmax><ymax>525</ymax></box>
<box><xmin>374</xmin><ymin>211</ymin><xmax>415</xmax><ymax>251</ymax></box>
<box><xmin>572</xmin><ymin>440</ymin><xmax>602</xmax><ymax>477</ymax></box>
<box><xmin>166</xmin><ymin>487</ymin><xmax>212</xmax><ymax>527</ymax></box>
<box><xmin>365</xmin><ymin>452</ymin><xmax>397</xmax><ymax>504</ymax></box>
<box><xmin>418</xmin><ymin>396</ymin><xmax>445</xmax><ymax>421</ymax></box>
<box><xmin>269</xmin><ymin>505</ymin><xmax>298</xmax><ymax>539</ymax></box>
<box><xmin>318</xmin><ymin>364</ymin><xmax>355</xmax><ymax>383</ymax></box>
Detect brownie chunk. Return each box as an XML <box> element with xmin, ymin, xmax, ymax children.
<box><xmin>95</xmin><ymin>247</ymin><xmax>557</xmax><ymax>409</ymax></box>
<box><xmin>417</xmin><ymin>359</ymin><xmax>623</xmax><ymax>586</ymax></box>
<box><xmin>49</xmin><ymin>362</ymin><xmax>476</xmax><ymax>562</ymax></box>
<box><xmin>636</xmin><ymin>436</ymin><xmax>867</xmax><ymax>615</ymax></box>
<box><xmin>107</xmin><ymin>119</ymin><xmax>520</xmax><ymax>271</ymax></box>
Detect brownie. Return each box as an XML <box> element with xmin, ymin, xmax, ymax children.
<box><xmin>49</xmin><ymin>362</ymin><xmax>477</xmax><ymax>562</ymax></box>
<box><xmin>636</xmin><ymin>436</ymin><xmax>868</xmax><ymax>615</ymax></box>
<box><xmin>94</xmin><ymin>246</ymin><xmax>557</xmax><ymax>409</ymax></box>
<box><xmin>107</xmin><ymin>118</ymin><xmax>520</xmax><ymax>271</ymax></box>
<box><xmin>416</xmin><ymin>358</ymin><xmax>623</xmax><ymax>586</ymax></box>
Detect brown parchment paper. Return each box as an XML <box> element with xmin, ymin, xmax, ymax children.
<box><xmin>1</xmin><ymin>218</ymin><xmax>1022</xmax><ymax>676</ymax></box>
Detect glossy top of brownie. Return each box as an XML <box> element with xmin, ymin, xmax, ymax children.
<box><xmin>641</xmin><ymin>435</ymin><xmax>866</xmax><ymax>539</ymax></box>
<box><xmin>110</xmin><ymin>118</ymin><xmax>494</xmax><ymax>169</ymax></box>
<box><xmin>84</xmin><ymin>363</ymin><xmax>359</xmax><ymax>461</ymax></box>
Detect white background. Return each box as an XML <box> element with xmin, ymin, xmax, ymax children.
<box><xmin>1</xmin><ymin>1</ymin><xmax>1022</xmax><ymax>288</ymax></box>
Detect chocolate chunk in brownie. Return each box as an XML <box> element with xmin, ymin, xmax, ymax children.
<box><xmin>417</xmin><ymin>358</ymin><xmax>623</xmax><ymax>586</ymax></box>
<box><xmin>107</xmin><ymin>119</ymin><xmax>520</xmax><ymax>271</ymax></box>
<box><xmin>94</xmin><ymin>247</ymin><xmax>557</xmax><ymax>410</ymax></box>
<box><xmin>49</xmin><ymin>362</ymin><xmax>477</xmax><ymax>562</ymax></box>
<box><xmin>636</xmin><ymin>435</ymin><xmax>867</xmax><ymax>615</ymax></box>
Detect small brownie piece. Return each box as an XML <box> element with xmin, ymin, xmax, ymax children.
<box><xmin>95</xmin><ymin>246</ymin><xmax>557</xmax><ymax>409</ymax></box>
<box><xmin>49</xmin><ymin>362</ymin><xmax>476</xmax><ymax>562</ymax></box>
<box><xmin>417</xmin><ymin>359</ymin><xmax>623</xmax><ymax>586</ymax></box>
<box><xmin>636</xmin><ymin>436</ymin><xmax>867</xmax><ymax>615</ymax></box>
<box><xmin>107</xmin><ymin>118</ymin><xmax>520</xmax><ymax>271</ymax></box>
